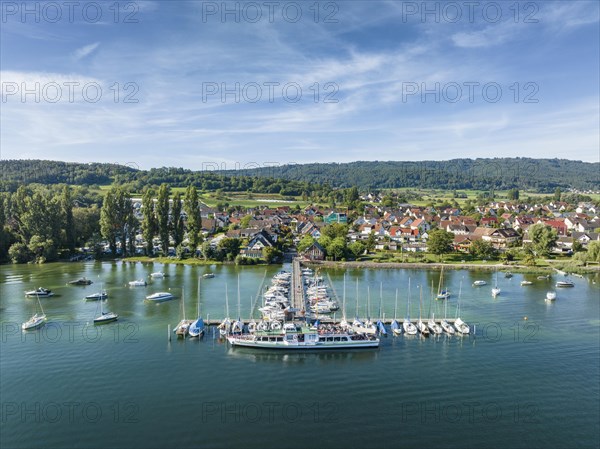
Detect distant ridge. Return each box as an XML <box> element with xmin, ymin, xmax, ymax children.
<box><xmin>0</xmin><ymin>158</ymin><xmax>597</xmax><ymax>192</ymax></box>
<box><xmin>222</xmin><ymin>158</ymin><xmax>599</xmax><ymax>192</ymax></box>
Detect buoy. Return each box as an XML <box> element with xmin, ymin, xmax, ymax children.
<box><xmin>524</xmin><ymin>316</ymin><xmax>528</xmax><ymax>320</ymax></box>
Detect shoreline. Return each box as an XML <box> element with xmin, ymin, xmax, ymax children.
<box><xmin>303</xmin><ymin>260</ymin><xmax>600</xmax><ymax>274</ymax></box>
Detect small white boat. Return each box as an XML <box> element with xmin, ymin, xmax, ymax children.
<box><xmin>129</xmin><ymin>279</ymin><xmax>147</xmax><ymax>287</ymax></box>
<box><xmin>537</xmin><ymin>275</ymin><xmax>550</xmax><ymax>280</ymax></box>
<box><xmin>93</xmin><ymin>293</ymin><xmax>118</xmax><ymax>324</ymax></box>
<box><xmin>546</xmin><ymin>291</ymin><xmax>557</xmax><ymax>301</ymax></box>
<box><xmin>556</xmin><ymin>280</ymin><xmax>574</xmax><ymax>288</ymax></box>
<box><xmin>417</xmin><ymin>320</ymin><xmax>430</xmax><ymax>336</ymax></box>
<box><xmin>85</xmin><ymin>290</ymin><xmax>107</xmax><ymax>301</ymax></box>
<box><xmin>454</xmin><ymin>317</ymin><xmax>470</xmax><ymax>334</ymax></box>
<box><xmin>22</xmin><ymin>313</ymin><xmax>46</xmax><ymax>330</ymax></box>
<box><xmin>436</xmin><ymin>291</ymin><xmax>450</xmax><ymax>300</ymax></box>
<box><xmin>427</xmin><ymin>316</ymin><xmax>442</xmax><ymax>335</ymax></box>
<box><xmin>403</xmin><ymin>319</ymin><xmax>417</xmax><ymax>335</ymax></box>
<box><xmin>22</xmin><ymin>293</ymin><xmax>46</xmax><ymax>330</ymax></box>
<box><xmin>403</xmin><ymin>279</ymin><xmax>417</xmax><ymax>335</ymax></box>
<box><xmin>150</xmin><ymin>272</ymin><xmax>165</xmax><ymax>278</ymax></box>
<box><xmin>203</xmin><ymin>273</ymin><xmax>215</xmax><ymax>278</ymax></box>
<box><xmin>491</xmin><ymin>270</ymin><xmax>500</xmax><ymax>297</ymax></box>
<box><xmin>68</xmin><ymin>277</ymin><xmax>92</xmax><ymax>285</ymax></box>
<box><xmin>145</xmin><ymin>292</ymin><xmax>174</xmax><ymax>302</ymax></box>
<box><xmin>520</xmin><ymin>280</ymin><xmax>533</xmax><ymax>286</ymax></box>
<box><xmin>441</xmin><ymin>320</ymin><xmax>455</xmax><ymax>335</ymax></box>
<box><xmin>25</xmin><ymin>287</ymin><xmax>53</xmax><ymax>298</ymax></box>
<box><xmin>473</xmin><ymin>280</ymin><xmax>487</xmax><ymax>286</ymax></box>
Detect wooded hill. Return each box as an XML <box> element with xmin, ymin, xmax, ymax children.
<box><xmin>223</xmin><ymin>158</ymin><xmax>599</xmax><ymax>192</ymax></box>
<box><xmin>1</xmin><ymin>158</ymin><xmax>597</xmax><ymax>193</ymax></box>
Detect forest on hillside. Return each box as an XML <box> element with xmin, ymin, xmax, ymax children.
<box><xmin>1</xmin><ymin>158</ymin><xmax>598</xmax><ymax>193</ymax></box>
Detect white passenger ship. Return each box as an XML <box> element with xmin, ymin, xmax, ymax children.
<box><xmin>227</xmin><ymin>323</ymin><xmax>380</xmax><ymax>350</ymax></box>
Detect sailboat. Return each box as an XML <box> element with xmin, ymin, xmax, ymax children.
<box><xmin>340</xmin><ymin>274</ymin><xmax>349</xmax><ymax>329</ymax></box>
<box><xmin>403</xmin><ymin>278</ymin><xmax>417</xmax><ymax>335</ymax></box>
<box><xmin>22</xmin><ymin>292</ymin><xmax>46</xmax><ymax>330</ymax></box>
<box><xmin>174</xmin><ymin>286</ymin><xmax>191</xmax><ymax>337</ymax></box>
<box><xmin>247</xmin><ymin>295</ymin><xmax>257</xmax><ymax>334</ymax></box>
<box><xmin>492</xmin><ymin>269</ymin><xmax>501</xmax><ymax>297</ymax></box>
<box><xmin>376</xmin><ymin>283</ymin><xmax>387</xmax><ymax>335</ymax></box>
<box><xmin>440</xmin><ymin>290</ymin><xmax>455</xmax><ymax>335</ymax></box>
<box><xmin>391</xmin><ymin>289</ymin><xmax>401</xmax><ymax>336</ymax></box>
<box><xmin>454</xmin><ymin>279</ymin><xmax>470</xmax><ymax>334</ymax></box>
<box><xmin>218</xmin><ymin>284</ymin><xmax>232</xmax><ymax>337</ymax></box>
<box><xmin>188</xmin><ymin>279</ymin><xmax>205</xmax><ymax>338</ymax></box>
<box><xmin>93</xmin><ymin>294</ymin><xmax>118</xmax><ymax>324</ymax></box>
<box><xmin>416</xmin><ymin>286</ymin><xmax>430</xmax><ymax>336</ymax></box>
<box><xmin>436</xmin><ymin>266</ymin><xmax>450</xmax><ymax>299</ymax></box>
<box><xmin>231</xmin><ymin>275</ymin><xmax>244</xmax><ymax>334</ymax></box>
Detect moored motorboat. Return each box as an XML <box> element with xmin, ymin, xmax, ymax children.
<box><xmin>546</xmin><ymin>291</ymin><xmax>557</xmax><ymax>301</ymax></box>
<box><xmin>145</xmin><ymin>292</ymin><xmax>174</xmax><ymax>302</ymax></box>
<box><xmin>203</xmin><ymin>273</ymin><xmax>215</xmax><ymax>278</ymax></box>
<box><xmin>129</xmin><ymin>279</ymin><xmax>147</xmax><ymax>287</ymax></box>
<box><xmin>555</xmin><ymin>280</ymin><xmax>574</xmax><ymax>288</ymax></box>
<box><xmin>150</xmin><ymin>272</ymin><xmax>165</xmax><ymax>278</ymax></box>
<box><xmin>473</xmin><ymin>280</ymin><xmax>487</xmax><ymax>286</ymax></box>
<box><xmin>85</xmin><ymin>285</ymin><xmax>107</xmax><ymax>301</ymax></box>
<box><xmin>68</xmin><ymin>277</ymin><xmax>92</xmax><ymax>285</ymax></box>
<box><xmin>520</xmin><ymin>280</ymin><xmax>533</xmax><ymax>286</ymax></box>
<box><xmin>25</xmin><ymin>287</ymin><xmax>53</xmax><ymax>298</ymax></box>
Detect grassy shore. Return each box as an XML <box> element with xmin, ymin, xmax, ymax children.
<box><xmin>123</xmin><ymin>256</ymin><xmax>223</xmax><ymax>266</ymax></box>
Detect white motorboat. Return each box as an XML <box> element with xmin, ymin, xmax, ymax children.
<box><xmin>129</xmin><ymin>279</ymin><xmax>147</xmax><ymax>287</ymax></box>
<box><xmin>546</xmin><ymin>291</ymin><xmax>557</xmax><ymax>301</ymax></box>
<box><xmin>85</xmin><ymin>284</ymin><xmax>107</xmax><ymax>301</ymax></box>
<box><xmin>25</xmin><ymin>287</ymin><xmax>53</xmax><ymax>298</ymax></box>
<box><xmin>520</xmin><ymin>280</ymin><xmax>533</xmax><ymax>286</ymax></box>
<box><xmin>150</xmin><ymin>272</ymin><xmax>165</xmax><ymax>278</ymax></box>
<box><xmin>473</xmin><ymin>280</ymin><xmax>487</xmax><ymax>286</ymax></box>
<box><xmin>556</xmin><ymin>280</ymin><xmax>574</xmax><ymax>288</ymax></box>
<box><xmin>145</xmin><ymin>292</ymin><xmax>174</xmax><ymax>302</ymax></box>
<box><xmin>203</xmin><ymin>273</ymin><xmax>215</xmax><ymax>278</ymax></box>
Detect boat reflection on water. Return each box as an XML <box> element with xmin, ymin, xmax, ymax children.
<box><xmin>226</xmin><ymin>346</ymin><xmax>379</xmax><ymax>364</ymax></box>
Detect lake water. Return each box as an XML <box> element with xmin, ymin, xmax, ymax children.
<box><xmin>1</xmin><ymin>261</ymin><xmax>599</xmax><ymax>449</ymax></box>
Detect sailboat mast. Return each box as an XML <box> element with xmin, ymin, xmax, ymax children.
<box><xmin>237</xmin><ymin>274</ymin><xmax>241</xmax><ymax>320</ymax></box>
<box><xmin>394</xmin><ymin>288</ymin><xmax>398</xmax><ymax>321</ymax></box>
<box><xmin>342</xmin><ymin>273</ymin><xmax>346</xmax><ymax>321</ymax></box>
<box><xmin>225</xmin><ymin>283</ymin><xmax>229</xmax><ymax>317</ymax></box>
<box><xmin>355</xmin><ymin>278</ymin><xmax>359</xmax><ymax>318</ymax></box>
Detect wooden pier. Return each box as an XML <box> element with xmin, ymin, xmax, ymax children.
<box><xmin>291</xmin><ymin>258</ymin><xmax>305</xmax><ymax>312</ymax></box>
<box><xmin>201</xmin><ymin>317</ymin><xmax>457</xmax><ymax>326</ymax></box>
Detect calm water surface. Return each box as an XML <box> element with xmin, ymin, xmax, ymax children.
<box><xmin>1</xmin><ymin>261</ymin><xmax>599</xmax><ymax>449</ymax></box>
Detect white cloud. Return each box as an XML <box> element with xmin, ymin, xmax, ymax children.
<box><xmin>74</xmin><ymin>42</ymin><xmax>100</xmax><ymax>60</ymax></box>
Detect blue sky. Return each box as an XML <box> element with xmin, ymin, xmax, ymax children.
<box><xmin>1</xmin><ymin>1</ymin><xmax>598</xmax><ymax>169</ymax></box>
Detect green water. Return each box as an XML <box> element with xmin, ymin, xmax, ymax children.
<box><xmin>1</xmin><ymin>261</ymin><xmax>599</xmax><ymax>449</ymax></box>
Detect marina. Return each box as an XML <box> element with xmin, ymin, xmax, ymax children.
<box><xmin>1</xmin><ymin>261</ymin><xmax>598</xmax><ymax>449</ymax></box>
